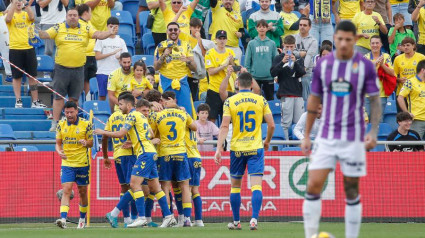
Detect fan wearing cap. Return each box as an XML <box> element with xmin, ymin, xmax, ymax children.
<box><xmin>154</xmin><ymin>22</ymin><xmax>198</xmax><ymax>118</ymax></box>
<box><xmin>204</xmin><ymin>29</ymin><xmax>240</xmax><ymax>123</ymax></box>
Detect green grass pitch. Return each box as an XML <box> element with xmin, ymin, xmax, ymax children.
<box><xmin>0</xmin><ymin>222</ymin><xmax>423</xmax><ymax>238</ymax></box>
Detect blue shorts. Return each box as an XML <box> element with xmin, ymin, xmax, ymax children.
<box><xmin>114</xmin><ymin>158</ymin><xmax>126</xmax><ymax>184</ymax></box>
<box><xmin>188</xmin><ymin>157</ymin><xmax>201</xmax><ymax>186</ymax></box>
<box><xmin>158</xmin><ymin>153</ymin><xmax>191</xmax><ymax>182</ymax></box>
<box><xmin>131</xmin><ymin>152</ymin><xmax>159</xmax><ymax>180</ymax></box>
<box><xmin>120</xmin><ymin>155</ymin><xmax>137</xmax><ymax>184</ymax></box>
<box><xmin>61</xmin><ymin>166</ymin><xmax>90</xmax><ymax>186</ymax></box>
<box><xmin>230</xmin><ymin>149</ymin><xmax>264</xmax><ymax>179</ymax></box>
<box><xmin>96</xmin><ymin>74</ymin><xmax>108</xmax><ymax>97</ymax></box>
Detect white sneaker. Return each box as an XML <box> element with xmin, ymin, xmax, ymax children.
<box><xmin>49</xmin><ymin>121</ymin><xmax>58</xmax><ymax>132</ymax></box>
<box><xmin>126</xmin><ymin>217</ymin><xmax>147</xmax><ymax>228</ymax></box>
<box><xmin>227</xmin><ymin>221</ymin><xmax>241</xmax><ymax>230</ymax></box>
<box><xmin>31</xmin><ymin>100</ymin><xmax>47</xmax><ymax>108</ymax></box>
<box><xmin>55</xmin><ymin>218</ymin><xmax>67</xmax><ymax>229</ymax></box>
<box><xmin>174</xmin><ymin>214</ymin><xmax>184</xmax><ymax>227</ymax></box>
<box><xmin>193</xmin><ymin>220</ymin><xmax>205</xmax><ymax>227</ymax></box>
<box><xmin>249</xmin><ymin>218</ymin><xmax>258</xmax><ymax>230</ymax></box>
<box><xmin>77</xmin><ymin>218</ymin><xmax>85</xmax><ymax>229</ymax></box>
<box><xmin>160</xmin><ymin>215</ymin><xmax>177</xmax><ymax>228</ymax></box>
<box><xmin>15</xmin><ymin>99</ymin><xmax>23</xmax><ymax>108</ymax></box>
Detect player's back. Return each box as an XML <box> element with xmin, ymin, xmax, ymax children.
<box><xmin>153</xmin><ymin>108</ymin><xmax>192</xmax><ymax>157</ymax></box>
<box><xmin>124</xmin><ymin>109</ymin><xmax>156</xmax><ymax>156</ymax></box>
<box><xmin>185</xmin><ymin>125</ymin><xmax>201</xmax><ymax>159</ymax></box>
<box><xmin>105</xmin><ymin>111</ymin><xmax>134</xmax><ymax>158</ymax></box>
<box><xmin>224</xmin><ymin>90</ymin><xmax>272</xmax><ymax>152</ymax></box>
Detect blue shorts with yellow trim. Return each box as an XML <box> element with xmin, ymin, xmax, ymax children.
<box><xmin>114</xmin><ymin>158</ymin><xmax>126</xmax><ymax>184</ymax></box>
<box><xmin>61</xmin><ymin>166</ymin><xmax>90</xmax><ymax>186</ymax></box>
<box><xmin>188</xmin><ymin>157</ymin><xmax>201</xmax><ymax>186</ymax></box>
<box><xmin>158</xmin><ymin>153</ymin><xmax>191</xmax><ymax>182</ymax></box>
<box><xmin>230</xmin><ymin>149</ymin><xmax>264</xmax><ymax>179</ymax></box>
<box><xmin>131</xmin><ymin>152</ymin><xmax>158</xmax><ymax>180</ymax></box>
<box><xmin>120</xmin><ymin>155</ymin><xmax>137</xmax><ymax>184</ymax></box>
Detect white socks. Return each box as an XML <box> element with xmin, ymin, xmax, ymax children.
<box><xmin>345</xmin><ymin>196</ymin><xmax>362</xmax><ymax>238</ymax></box>
<box><xmin>111</xmin><ymin>207</ymin><xmax>120</xmax><ymax>217</ymax></box>
<box><xmin>303</xmin><ymin>195</ymin><xmax>322</xmax><ymax>238</ymax></box>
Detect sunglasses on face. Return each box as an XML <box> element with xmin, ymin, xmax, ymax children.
<box><xmin>168</xmin><ymin>28</ymin><xmax>179</xmax><ymax>32</ymax></box>
<box><xmin>172</xmin><ymin>1</ymin><xmax>182</xmax><ymax>4</ymax></box>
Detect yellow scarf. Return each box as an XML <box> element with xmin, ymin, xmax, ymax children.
<box><xmin>313</xmin><ymin>0</ymin><xmax>331</xmax><ymax>23</ymax></box>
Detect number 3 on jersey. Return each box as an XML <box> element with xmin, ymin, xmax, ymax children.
<box><xmin>167</xmin><ymin>121</ymin><xmax>177</xmax><ymax>141</ymax></box>
<box><xmin>237</xmin><ymin>111</ymin><xmax>255</xmax><ymax>132</ymax></box>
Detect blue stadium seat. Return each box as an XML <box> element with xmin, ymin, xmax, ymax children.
<box><xmin>83</xmin><ymin>100</ymin><xmax>111</xmax><ymax>116</ymax></box>
<box><xmin>366</xmin><ymin>123</ymin><xmax>393</xmax><ymax>141</ymax></box>
<box><xmin>33</xmin><ymin>131</ymin><xmax>56</xmax><ymax>139</ymax></box>
<box><xmin>139</xmin><ymin>11</ymin><xmax>151</xmax><ymax>36</ymax></box>
<box><xmin>112</xmin><ymin>10</ymin><xmax>136</xmax><ymax>44</ymax></box>
<box><xmin>14</xmin><ymin>146</ymin><xmax>38</xmax><ymax>151</ymax></box>
<box><xmin>0</xmin><ymin>120</ymin><xmax>51</xmax><ymax>131</ymax></box>
<box><xmin>122</xmin><ymin>0</ymin><xmax>139</xmax><ymax>23</ymax></box>
<box><xmin>268</xmin><ymin>99</ymin><xmax>281</xmax><ymax>123</ymax></box>
<box><xmin>132</xmin><ymin>55</ymin><xmax>155</xmax><ymax>66</ymax></box>
<box><xmin>281</xmin><ymin>147</ymin><xmax>301</xmax><ymax>151</ymax></box>
<box><xmin>385</xmin><ymin>100</ymin><xmax>397</xmax><ymax>114</ymax></box>
<box><xmin>383</xmin><ymin>114</ymin><xmax>397</xmax><ymax>130</ymax></box>
<box><xmin>0</xmin><ymin>124</ymin><xmax>16</xmax><ymax>140</ymax></box>
<box><xmin>14</xmin><ymin>131</ymin><xmax>32</xmax><ymax>139</ymax></box>
<box><xmin>92</xmin><ymin>114</ymin><xmax>109</xmax><ymax>130</ymax></box>
<box><xmin>36</xmin><ymin>55</ymin><xmax>54</xmax><ymax>82</ymax></box>
<box><xmin>3</xmin><ymin>108</ymin><xmax>47</xmax><ymax>120</ymax></box>
<box><xmin>274</xmin><ymin>83</ymin><xmax>279</xmax><ymax>92</ymax></box>
<box><xmin>0</xmin><ymin>85</ymin><xmax>25</xmax><ymax>97</ymax></box>
<box><xmin>142</xmin><ymin>32</ymin><xmax>156</xmax><ymax>55</ymax></box>
<box><xmin>89</xmin><ymin>77</ymin><xmax>99</xmax><ymax>100</ymax></box>
<box><xmin>0</xmin><ymin>145</ymin><xmax>12</xmax><ymax>151</ymax></box>
<box><xmin>120</xmin><ymin>33</ymin><xmax>135</xmax><ymax>47</ymax></box>
<box><xmin>34</xmin><ymin>144</ymin><xmax>56</xmax><ymax>151</ymax></box>
<box><xmin>0</xmin><ymin>96</ymin><xmax>31</xmax><ymax>108</ymax></box>
<box><xmin>0</xmin><ymin>58</ymin><xmax>3</xmax><ymax>69</ymax></box>
<box><xmin>193</xmin><ymin>101</ymin><xmax>205</xmax><ymax>111</ymax></box>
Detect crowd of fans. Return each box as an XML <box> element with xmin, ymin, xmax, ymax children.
<box><xmin>1</xmin><ymin>0</ymin><xmax>425</xmax><ymax>150</ymax></box>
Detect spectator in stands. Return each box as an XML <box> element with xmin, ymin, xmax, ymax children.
<box><xmin>204</xmin><ymin>30</ymin><xmax>239</xmax><ymax>122</ymax></box>
<box><xmin>364</xmin><ymin>35</ymin><xmax>395</xmax><ymax>120</ymax></box>
<box><xmin>247</xmin><ymin>0</ymin><xmax>283</xmax><ymax>48</ymax></box>
<box><xmin>146</xmin><ymin>66</ymin><xmax>157</xmax><ymax>89</ymax></box>
<box><xmin>219</xmin><ymin>65</ymin><xmax>261</xmax><ymax>101</ymax></box>
<box><xmin>245</xmin><ymin>19</ymin><xmax>278</xmax><ymax>101</ymax></box>
<box><xmin>312</xmin><ymin>42</ymin><xmax>332</xmax><ymax>67</ymax></box>
<box><xmin>398</xmin><ymin>60</ymin><xmax>425</xmax><ymax>139</ymax></box>
<box><xmin>195</xmin><ymin>103</ymin><xmax>219</xmax><ymax>151</ymax></box>
<box><xmin>390</xmin><ymin>0</ymin><xmax>412</xmax><ymax>28</ymax></box>
<box><xmin>294</xmin><ymin>17</ymin><xmax>317</xmax><ymax>102</ymax></box>
<box><xmin>309</xmin><ymin>0</ymin><xmax>336</xmax><ymax>45</ymax></box>
<box><xmin>39</xmin><ymin>8</ymin><xmax>117</xmax><ymax>131</ymax></box>
<box><xmin>411</xmin><ymin>0</ymin><xmax>425</xmax><ymax>55</ymax></box>
<box><xmin>159</xmin><ymin>0</ymin><xmax>199</xmax><ymax>41</ymax></box>
<box><xmin>387</xmin><ymin>112</ymin><xmax>423</xmax><ymax>151</ymax></box>
<box><xmin>210</xmin><ymin>0</ymin><xmax>244</xmax><ymax>61</ymax></box>
<box><xmin>245</xmin><ymin>0</ymin><xmax>276</xmax><ymax>20</ymax></box>
<box><xmin>6</xmin><ymin>0</ymin><xmax>46</xmax><ymax>109</ymax></box>
<box><xmin>373</xmin><ymin>0</ymin><xmax>392</xmax><ymax>53</ymax></box>
<box><xmin>280</xmin><ymin>0</ymin><xmax>304</xmax><ymax>38</ymax></box>
<box><xmin>388</xmin><ymin>13</ymin><xmax>415</xmax><ymax>60</ymax></box>
<box><xmin>270</xmin><ymin>35</ymin><xmax>306</xmax><ymax>140</ymax></box>
<box><xmin>77</xmin><ymin>4</ymin><xmax>97</xmax><ymax>97</ymax></box>
<box><xmin>37</xmin><ymin>0</ymin><xmax>67</xmax><ymax>58</ymax></box>
<box><xmin>335</xmin><ymin>0</ymin><xmax>363</xmax><ymax>21</ymax></box>
<box><xmin>146</xmin><ymin>0</ymin><xmax>167</xmax><ymax>46</ymax></box>
<box><xmin>131</xmin><ymin>60</ymin><xmax>153</xmax><ymax>99</ymax></box>
<box><xmin>80</xmin><ymin>0</ymin><xmax>114</xmax><ymax>31</ymax></box>
<box><xmin>107</xmin><ymin>52</ymin><xmax>133</xmax><ymax>112</ymax></box>
<box><xmin>135</xmin><ymin>0</ymin><xmax>148</xmax><ymax>37</ymax></box>
<box><xmin>352</xmin><ymin>0</ymin><xmax>388</xmax><ymax>55</ymax></box>
<box><xmin>0</xmin><ymin>1</ymin><xmax>12</xmax><ymax>82</ymax></box>
<box><xmin>393</xmin><ymin>37</ymin><xmax>425</xmax><ymax>105</ymax></box>
<box><xmin>190</xmin><ymin>0</ymin><xmax>213</xmax><ymax>38</ymax></box>
<box><xmin>293</xmin><ymin>104</ymin><xmax>322</xmax><ymax>140</ymax></box>
<box><xmin>153</xmin><ymin>22</ymin><xmax>197</xmax><ymax>117</ymax></box>
<box><xmin>94</xmin><ymin>17</ymin><xmax>127</xmax><ymax>101</ymax></box>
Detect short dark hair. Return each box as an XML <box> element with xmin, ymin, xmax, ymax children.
<box><xmin>76</xmin><ymin>4</ymin><xmax>89</xmax><ymax>16</ymax></box>
<box><xmin>401</xmin><ymin>37</ymin><xmax>416</xmax><ymax>46</ymax></box>
<box><xmin>393</xmin><ymin>13</ymin><xmax>404</xmax><ymax>22</ymax></box>
<box><xmin>335</xmin><ymin>20</ymin><xmax>357</xmax><ymax>36</ymax></box>
<box><xmin>107</xmin><ymin>16</ymin><xmax>120</xmax><ymax>25</ymax></box>
<box><xmin>319</xmin><ymin>45</ymin><xmax>332</xmax><ymax>56</ymax></box>
<box><xmin>197</xmin><ymin>103</ymin><xmax>210</xmax><ymax>113</ymax></box>
<box><xmin>299</xmin><ymin>17</ymin><xmax>311</xmax><ymax>26</ymax></box>
<box><xmin>136</xmin><ymin>98</ymin><xmax>151</xmax><ymax>108</ymax></box>
<box><xmin>417</xmin><ymin>60</ymin><xmax>425</xmax><ymax>73</ymax></box>
<box><xmin>190</xmin><ymin>18</ymin><xmax>202</xmax><ymax>27</ymax></box>
<box><xmin>120</xmin><ymin>52</ymin><xmax>132</xmax><ymax>60</ymax></box>
<box><xmin>283</xmin><ymin>35</ymin><xmax>295</xmax><ymax>45</ymax></box>
<box><xmin>256</xmin><ymin>19</ymin><xmax>268</xmax><ymax>27</ymax></box>
<box><xmin>162</xmin><ymin>91</ymin><xmax>176</xmax><ymax>100</ymax></box>
<box><xmin>64</xmin><ymin>101</ymin><xmax>78</xmax><ymax>110</ymax></box>
<box><xmin>370</xmin><ymin>35</ymin><xmax>381</xmax><ymax>42</ymax></box>
<box><xmin>167</xmin><ymin>22</ymin><xmax>180</xmax><ymax>29</ymax></box>
<box><xmin>396</xmin><ymin>111</ymin><xmax>413</xmax><ymax>123</ymax></box>
<box><xmin>145</xmin><ymin>90</ymin><xmax>162</xmax><ymax>102</ymax></box>
<box><xmin>321</xmin><ymin>40</ymin><xmax>333</xmax><ymax>47</ymax></box>
<box><xmin>118</xmin><ymin>92</ymin><xmax>135</xmax><ymax>106</ymax></box>
<box><xmin>134</xmin><ymin>60</ymin><xmax>147</xmax><ymax>76</ymax></box>
<box><xmin>238</xmin><ymin>72</ymin><xmax>253</xmax><ymax>88</ymax></box>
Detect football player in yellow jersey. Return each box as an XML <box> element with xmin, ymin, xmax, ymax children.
<box><xmin>150</xmin><ymin>91</ymin><xmax>198</xmax><ymax>226</ymax></box>
<box><xmin>95</xmin><ymin>93</ymin><xmax>177</xmax><ymax>228</ymax></box>
<box><xmin>55</xmin><ymin>101</ymin><xmax>94</xmax><ymax>229</ymax></box>
<box><xmin>214</xmin><ymin>72</ymin><xmax>275</xmax><ymax>230</ymax></box>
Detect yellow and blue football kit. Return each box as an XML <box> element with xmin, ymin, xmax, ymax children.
<box><xmin>56</xmin><ymin>117</ymin><xmax>93</xmax><ymax>185</ymax></box>
<box><xmin>399</xmin><ymin>76</ymin><xmax>425</xmax><ymax>121</ymax></box>
<box><xmin>185</xmin><ymin>126</ymin><xmax>201</xmax><ymax>186</ymax></box>
<box><xmin>393</xmin><ymin>52</ymin><xmax>425</xmax><ymax>95</ymax></box>
<box><xmin>151</xmin><ymin>108</ymin><xmax>193</xmax><ymax>181</ymax></box>
<box><xmin>223</xmin><ymin>89</ymin><xmax>272</xmax><ymax>178</ymax></box>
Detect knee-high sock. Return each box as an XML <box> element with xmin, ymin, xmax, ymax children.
<box><xmin>169</xmin><ymin>192</ymin><xmax>174</xmax><ymax>215</ymax></box>
<box><xmin>156</xmin><ymin>191</ymin><xmax>172</xmax><ymax>216</ymax></box>
<box><xmin>145</xmin><ymin>193</ymin><xmax>155</xmax><ymax>218</ymax></box>
<box><xmin>345</xmin><ymin>196</ymin><xmax>362</xmax><ymax>238</ymax></box>
<box><xmin>251</xmin><ymin>185</ymin><xmax>263</xmax><ymax>219</ymax></box>
<box><xmin>116</xmin><ymin>191</ymin><xmax>133</xmax><ymax>212</ymax></box>
<box><xmin>131</xmin><ymin>190</ymin><xmax>145</xmax><ymax>217</ymax></box>
<box><xmin>173</xmin><ymin>188</ymin><xmax>183</xmax><ymax>215</ymax></box>
<box><xmin>60</xmin><ymin>205</ymin><xmax>69</xmax><ymax>219</ymax></box>
<box><xmin>303</xmin><ymin>193</ymin><xmax>322</xmax><ymax>238</ymax></box>
<box><xmin>120</xmin><ymin>193</ymin><xmax>130</xmax><ymax>218</ymax></box>
<box><xmin>130</xmin><ymin>200</ymin><xmax>138</xmax><ymax>219</ymax></box>
<box><xmin>192</xmin><ymin>193</ymin><xmax>202</xmax><ymax>221</ymax></box>
<box><xmin>79</xmin><ymin>204</ymin><xmax>87</xmax><ymax>219</ymax></box>
<box><xmin>230</xmin><ymin>187</ymin><xmax>241</xmax><ymax>222</ymax></box>
<box><xmin>183</xmin><ymin>202</ymin><xmax>192</xmax><ymax>219</ymax></box>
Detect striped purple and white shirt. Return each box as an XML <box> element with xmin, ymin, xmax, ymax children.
<box><xmin>311</xmin><ymin>52</ymin><xmax>380</xmax><ymax>142</ymax></box>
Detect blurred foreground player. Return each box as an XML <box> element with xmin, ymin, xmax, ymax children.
<box><xmin>214</xmin><ymin>72</ymin><xmax>275</xmax><ymax>230</ymax></box>
<box><xmin>55</xmin><ymin>101</ymin><xmax>94</xmax><ymax>229</ymax></box>
<box><xmin>300</xmin><ymin>21</ymin><xmax>382</xmax><ymax>238</ymax></box>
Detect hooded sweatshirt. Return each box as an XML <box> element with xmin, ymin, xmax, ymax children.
<box><xmin>245</xmin><ymin>36</ymin><xmax>278</xmax><ymax>81</ymax></box>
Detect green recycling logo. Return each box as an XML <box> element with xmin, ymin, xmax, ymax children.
<box><xmin>288</xmin><ymin>158</ymin><xmax>328</xmax><ymax>197</ymax></box>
